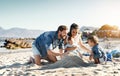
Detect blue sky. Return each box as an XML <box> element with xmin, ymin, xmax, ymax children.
<box><xmin>0</xmin><ymin>0</ymin><xmax>120</xmax><ymax>30</ymax></box>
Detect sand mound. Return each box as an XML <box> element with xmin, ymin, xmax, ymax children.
<box><xmin>41</xmin><ymin>55</ymin><xmax>91</xmax><ymax>69</ymax></box>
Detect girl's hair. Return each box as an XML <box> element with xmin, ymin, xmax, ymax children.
<box><xmin>68</xmin><ymin>23</ymin><xmax>79</xmax><ymax>40</ymax></box>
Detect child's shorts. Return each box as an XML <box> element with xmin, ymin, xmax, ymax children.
<box><xmin>99</xmin><ymin>55</ymin><xmax>107</xmax><ymax>63</ymax></box>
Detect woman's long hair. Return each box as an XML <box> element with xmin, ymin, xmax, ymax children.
<box><xmin>68</xmin><ymin>23</ymin><xmax>79</xmax><ymax>40</ymax></box>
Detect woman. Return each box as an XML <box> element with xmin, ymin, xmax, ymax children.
<box><xmin>64</xmin><ymin>23</ymin><xmax>92</xmax><ymax>57</ymax></box>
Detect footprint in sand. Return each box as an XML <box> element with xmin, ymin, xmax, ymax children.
<box><xmin>95</xmin><ymin>69</ymin><xmax>102</xmax><ymax>71</ymax></box>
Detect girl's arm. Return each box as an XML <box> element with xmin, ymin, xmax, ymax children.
<box><xmin>65</xmin><ymin>46</ymin><xmax>77</xmax><ymax>51</ymax></box>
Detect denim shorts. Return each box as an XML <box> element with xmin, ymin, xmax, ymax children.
<box><xmin>32</xmin><ymin>44</ymin><xmax>41</xmax><ymax>56</ymax></box>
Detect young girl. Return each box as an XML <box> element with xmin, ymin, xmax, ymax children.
<box><xmin>64</xmin><ymin>35</ymin><xmax>82</xmax><ymax>58</ymax></box>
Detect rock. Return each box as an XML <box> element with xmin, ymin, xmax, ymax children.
<box><xmin>0</xmin><ymin>69</ymin><xmax>6</xmax><ymax>75</ymax></box>
<box><xmin>4</xmin><ymin>38</ymin><xmax>33</xmax><ymax>49</ymax></box>
<box><xmin>113</xmin><ymin>53</ymin><xmax>120</xmax><ymax>58</ymax></box>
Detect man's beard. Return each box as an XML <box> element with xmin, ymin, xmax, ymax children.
<box><xmin>60</xmin><ymin>34</ymin><xmax>66</xmax><ymax>39</ymax></box>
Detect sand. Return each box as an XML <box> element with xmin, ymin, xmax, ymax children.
<box><xmin>0</xmin><ymin>49</ymin><xmax>120</xmax><ymax>76</ymax></box>
<box><xmin>0</xmin><ymin>39</ymin><xmax>120</xmax><ymax>76</ymax></box>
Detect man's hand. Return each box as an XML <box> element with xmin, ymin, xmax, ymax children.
<box><xmin>47</xmin><ymin>50</ymin><xmax>55</xmax><ymax>56</ymax></box>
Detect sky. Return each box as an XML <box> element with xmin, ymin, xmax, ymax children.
<box><xmin>0</xmin><ymin>0</ymin><xmax>120</xmax><ymax>30</ymax></box>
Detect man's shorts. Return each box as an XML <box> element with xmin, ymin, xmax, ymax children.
<box><xmin>32</xmin><ymin>44</ymin><xmax>41</xmax><ymax>56</ymax></box>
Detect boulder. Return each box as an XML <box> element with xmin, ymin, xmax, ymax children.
<box><xmin>4</xmin><ymin>38</ymin><xmax>33</xmax><ymax>49</ymax></box>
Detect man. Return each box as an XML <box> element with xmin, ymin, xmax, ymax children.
<box><xmin>32</xmin><ymin>25</ymin><xmax>68</xmax><ymax>65</ymax></box>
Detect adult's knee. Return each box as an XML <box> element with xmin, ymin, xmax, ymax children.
<box><xmin>47</xmin><ymin>50</ymin><xmax>52</xmax><ymax>55</ymax></box>
<box><xmin>35</xmin><ymin>62</ymin><xmax>41</xmax><ymax>65</ymax></box>
<box><xmin>34</xmin><ymin>55</ymin><xmax>41</xmax><ymax>65</ymax></box>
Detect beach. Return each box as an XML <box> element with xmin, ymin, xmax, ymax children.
<box><xmin>0</xmin><ymin>39</ymin><xmax>120</xmax><ymax>76</ymax></box>
<box><xmin>1</xmin><ymin>0</ymin><xmax>120</xmax><ymax>75</ymax></box>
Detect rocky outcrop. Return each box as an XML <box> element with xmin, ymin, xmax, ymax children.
<box><xmin>113</xmin><ymin>53</ymin><xmax>120</xmax><ymax>58</ymax></box>
<box><xmin>4</xmin><ymin>38</ymin><xmax>34</xmax><ymax>49</ymax></box>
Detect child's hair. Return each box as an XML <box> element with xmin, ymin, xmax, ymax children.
<box><xmin>87</xmin><ymin>35</ymin><xmax>99</xmax><ymax>44</ymax></box>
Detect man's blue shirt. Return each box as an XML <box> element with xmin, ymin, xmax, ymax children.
<box><xmin>33</xmin><ymin>31</ymin><xmax>64</xmax><ymax>57</ymax></box>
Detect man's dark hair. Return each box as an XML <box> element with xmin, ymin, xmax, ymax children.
<box><xmin>87</xmin><ymin>35</ymin><xmax>99</xmax><ymax>44</ymax></box>
<box><xmin>57</xmin><ymin>25</ymin><xmax>68</xmax><ymax>32</ymax></box>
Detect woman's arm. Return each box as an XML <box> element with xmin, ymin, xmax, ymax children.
<box><xmin>79</xmin><ymin>38</ymin><xmax>92</xmax><ymax>53</ymax></box>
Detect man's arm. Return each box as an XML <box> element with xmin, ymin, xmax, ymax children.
<box><xmin>47</xmin><ymin>50</ymin><xmax>62</xmax><ymax>57</ymax></box>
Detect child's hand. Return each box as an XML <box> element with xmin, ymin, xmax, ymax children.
<box><xmin>73</xmin><ymin>46</ymin><xmax>77</xmax><ymax>50</ymax></box>
<box><xmin>61</xmin><ymin>52</ymin><xmax>69</xmax><ymax>58</ymax></box>
<box><xmin>63</xmin><ymin>52</ymin><xmax>69</xmax><ymax>56</ymax></box>
<box><xmin>89</xmin><ymin>55</ymin><xmax>92</xmax><ymax>60</ymax></box>
<box><xmin>89</xmin><ymin>53</ymin><xmax>94</xmax><ymax>60</ymax></box>
<box><xmin>89</xmin><ymin>52</ymin><xmax>94</xmax><ymax>60</ymax></box>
